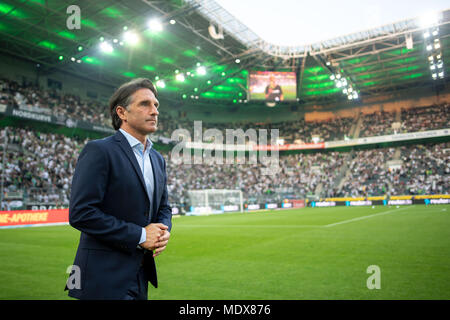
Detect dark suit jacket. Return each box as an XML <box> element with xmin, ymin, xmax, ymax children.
<box><xmin>66</xmin><ymin>130</ymin><xmax>172</xmax><ymax>300</ymax></box>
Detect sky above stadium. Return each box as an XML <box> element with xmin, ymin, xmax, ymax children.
<box><xmin>215</xmin><ymin>0</ymin><xmax>449</xmax><ymax>46</ymax></box>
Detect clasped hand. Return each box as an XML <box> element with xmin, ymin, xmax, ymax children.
<box><xmin>141</xmin><ymin>223</ymin><xmax>170</xmax><ymax>257</ymax></box>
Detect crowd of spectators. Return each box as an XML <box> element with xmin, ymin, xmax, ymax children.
<box><xmin>401</xmin><ymin>104</ymin><xmax>450</xmax><ymax>133</ymax></box>
<box><xmin>165</xmin><ymin>151</ymin><xmax>348</xmax><ymax>206</ymax></box>
<box><xmin>332</xmin><ymin>143</ymin><xmax>449</xmax><ymax>197</ymax></box>
<box><xmin>0</xmin><ymin>78</ymin><xmax>111</xmax><ymax>127</ymax></box>
<box><xmin>388</xmin><ymin>143</ymin><xmax>450</xmax><ymax>195</ymax></box>
<box><xmin>333</xmin><ymin>148</ymin><xmax>395</xmax><ymax>197</ymax></box>
<box><xmin>0</xmin><ymin>127</ymin><xmax>86</xmax><ymax>208</ymax></box>
<box><xmin>358</xmin><ymin>103</ymin><xmax>449</xmax><ymax>138</ymax></box>
<box><xmin>0</xmin><ymin>77</ymin><xmax>449</xmax><ymax>209</ymax></box>
<box><xmin>1</xmin><ymin>124</ymin><xmax>447</xmax><ymax>210</ymax></box>
<box><xmin>359</xmin><ymin>111</ymin><xmax>396</xmax><ymax>137</ymax></box>
<box><xmin>157</xmin><ymin>115</ymin><xmax>355</xmax><ymax>144</ymax></box>
<box><xmin>1</xmin><ymin>77</ymin><xmax>449</xmax><ymax>145</ymax></box>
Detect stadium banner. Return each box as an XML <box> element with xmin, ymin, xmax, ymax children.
<box><xmin>245</xmin><ymin>204</ymin><xmax>261</xmax><ymax>211</ymax></box>
<box><xmin>252</xmin><ymin>143</ymin><xmax>324</xmax><ymax>151</ymax></box>
<box><xmin>181</xmin><ymin>141</ymin><xmax>325</xmax><ymax>151</ymax></box>
<box><xmin>290</xmin><ymin>199</ymin><xmax>306</xmax><ymax>208</ymax></box>
<box><xmin>416</xmin><ymin>198</ymin><xmax>450</xmax><ymax>205</ymax></box>
<box><xmin>325</xmin><ymin>128</ymin><xmax>450</xmax><ymax>149</ymax></box>
<box><xmin>309</xmin><ymin>195</ymin><xmax>450</xmax><ymax>207</ymax></box>
<box><xmin>9</xmin><ymin>108</ymin><xmax>52</xmax><ymax>123</ymax></box>
<box><xmin>265</xmin><ymin>203</ymin><xmax>278</xmax><ymax>209</ymax></box>
<box><xmin>1</xmin><ymin>105</ymin><xmax>115</xmax><ymax>135</ymax></box>
<box><xmin>0</xmin><ymin>209</ymin><xmax>69</xmax><ymax>228</ymax></box>
<box><xmin>386</xmin><ymin>199</ymin><xmax>413</xmax><ymax>205</ymax></box>
<box><xmin>427</xmin><ymin>199</ymin><xmax>450</xmax><ymax>204</ymax></box>
<box><xmin>311</xmin><ymin>201</ymin><xmax>337</xmax><ymax>207</ymax></box>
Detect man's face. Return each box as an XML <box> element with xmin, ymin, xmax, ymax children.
<box><xmin>120</xmin><ymin>88</ymin><xmax>159</xmax><ymax>135</ymax></box>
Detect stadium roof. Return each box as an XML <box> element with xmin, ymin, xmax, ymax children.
<box><xmin>0</xmin><ymin>0</ymin><xmax>449</xmax><ymax>107</ymax></box>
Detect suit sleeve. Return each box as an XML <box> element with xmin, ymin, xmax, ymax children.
<box><xmin>156</xmin><ymin>156</ymin><xmax>172</xmax><ymax>232</ymax></box>
<box><xmin>69</xmin><ymin>141</ymin><xmax>142</xmax><ymax>253</ymax></box>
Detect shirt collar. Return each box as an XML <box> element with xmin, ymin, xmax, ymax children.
<box><xmin>119</xmin><ymin>128</ymin><xmax>153</xmax><ymax>151</ymax></box>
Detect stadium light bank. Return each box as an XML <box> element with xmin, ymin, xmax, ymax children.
<box><xmin>170</xmin><ymin>121</ymin><xmax>280</xmax><ymax>176</ymax></box>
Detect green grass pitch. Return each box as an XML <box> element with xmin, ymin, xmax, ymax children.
<box><xmin>0</xmin><ymin>205</ymin><xmax>449</xmax><ymax>300</ymax></box>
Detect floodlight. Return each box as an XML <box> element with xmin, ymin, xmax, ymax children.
<box><xmin>148</xmin><ymin>19</ymin><xmax>163</xmax><ymax>32</ymax></box>
<box><xmin>100</xmin><ymin>41</ymin><xmax>113</xmax><ymax>53</ymax></box>
<box><xmin>176</xmin><ymin>73</ymin><xmax>185</xmax><ymax>82</ymax></box>
<box><xmin>347</xmin><ymin>94</ymin><xmax>353</xmax><ymax>100</ymax></box>
<box><xmin>432</xmin><ymin>28</ymin><xmax>439</xmax><ymax>36</ymax></box>
<box><xmin>123</xmin><ymin>31</ymin><xmax>139</xmax><ymax>46</ymax></box>
<box><xmin>70</xmin><ymin>57</ymin><xmax>75</xmax><ymax>62</ymax></box>
<box><xmin>428</xmin><ymin>55</ymin><xmax>434</xmax><ymax>62</ymax></box>
<box><xmin>336</xmin><ymin>74</ymin><xmax>341</xmax><ymax>79</ymax></box>
<box><xmin>235</xmin><ymin>58</ymin><xmax>240</xmax><ymax>64</ymax></box>
<box><xmin>169</xmin><ymin>19</ymin><xmax>176</xmax><ymax>25</ymax></box>
<box><xmin>76</xmin><ymin>59</ymin><xmax>81</xmax><ymax>64</ymax></box>
<box><xmin>423</xmin><ymin>31</ymin><xmax>430</xmax><ymax>38</ymax></box>
<box><xmin>58</xmin><ymin>55</ymin><xmax>64</xmax><ymax>61</ymax></box>
<box><xmin>426</xmin><ymin>44</ymin><xmax>433</xmax><ymax>51</ymax></box>
<box><xmin>341</xmin><ymin>78</ymin><xmax>348</xmax><ymax>86</ymax></box>
<box><xmin>432</xmin><ymin>73</ymin><xmax>437</xmax><ymax>79</ymax></box>
<box><xmin>330</xmin><ymin>74</ymin><xmax>335</xmax><ymax>80</ymax></box>
<box><xmin>418</xmin><ymin>12</ymin><xmax>440</xmax><ymax>28</ymax></box>
<box><xmin>438</xmin><ymin>71</ymin><xmax>444</xmax><ymax>78</ymax></box>
<box><xmin>434</xmin><ymin>42</ymin><xmax>440</xmax><ymax>50</ymax></box>
<box><xmin>77</xmin><ymin>45</ymin><xmax>83</xmax><ymax>52</ymax></box>
<box><xmin>156</xmin><ymin>80</ymin><xmax>165</xmax><ymax>88</ymax></box>
<box><xmin>196</xmin><ymin>66</ymin><xmax>206</xmax><ymax>75</ymax></box>
<box><xmin>352</xmin><ymin>92</ymin><xmax>358</xmax><ymax>99</ymax></box>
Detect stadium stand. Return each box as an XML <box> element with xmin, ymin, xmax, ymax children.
<box><xmin>1</xmin><ymin>120</ymin><xmax>448</xmax><ymax>211</ymax></box>
<box><xmin>3</xmin><ymin>77</ymin><xmax>449</xmax><ymax>145</ymax></box>
<box><xmin>1</xmin><ymin>73</ymin><xmax>449</xmax><ymax>212</ymax></box>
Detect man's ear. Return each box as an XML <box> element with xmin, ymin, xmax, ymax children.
<box><xmin>116</xmin><ymin>105</ymin><xmax>127</xmax><ymax>121</ymax></box>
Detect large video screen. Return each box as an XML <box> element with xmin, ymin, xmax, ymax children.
<box><xmin>248</xmin><ymin>71</ymin><xmax>297</xmax><ymax>102</ymax></box>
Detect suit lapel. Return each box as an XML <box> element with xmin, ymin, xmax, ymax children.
<box><xmin>148</xmin><ymin>149</ymin><xmax>159</xmax><ymax>220</ymax></box>
<box><xmin>114</xmin><ymin>131</ymin><xmax>148</xmax><ymax>198</ymax></box>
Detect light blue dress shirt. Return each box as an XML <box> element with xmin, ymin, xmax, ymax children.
<box><xmin>119</xmin><ymin>129</ymin><xmax>155</xmax><ymax>245</ymax></box>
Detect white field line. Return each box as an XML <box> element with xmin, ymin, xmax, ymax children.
<box><xmin>0</xmin><ymin>222</ymin><xmax>69</xmax><ymax>229</ymax></box>
<box><xmin>322</xmin><ymin>206</ymin><xmax>411</xmax><ymax>228</ymax></box>
<box><xmin>174</xmin><ymin>224</ymin><xmax>321</xmax><ymax>228</ymax></box>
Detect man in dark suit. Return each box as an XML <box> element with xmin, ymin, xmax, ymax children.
<box><xmin>66</xmin><ymin>78</ymin><xmax>172</xmax><ymax>300</ymax></box>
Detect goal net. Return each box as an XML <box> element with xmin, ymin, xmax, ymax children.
<box><xmin>186</xmin><ymin>189</ymin><xmax>243</xmax><ymax>215</ymax></box>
